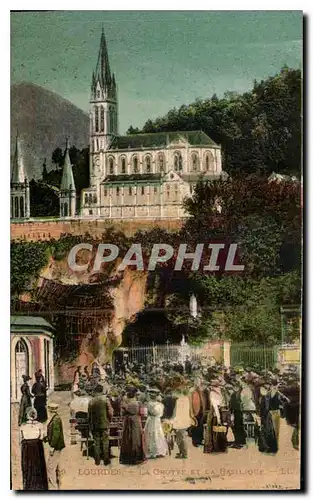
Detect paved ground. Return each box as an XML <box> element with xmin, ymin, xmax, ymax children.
<box><xmin>11</xmin><ymin>391</ymin><xmax>301</xmax><ymax>491</ymax></box>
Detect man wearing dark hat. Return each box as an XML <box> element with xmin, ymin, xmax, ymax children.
<box><xmin>189</xmin><ymin>377</ymin><xmax>206</xmax><ymax>447</ymax></box>
<box><xmin>229</xmin><ymin>382</ymin><xmax>246</xmax><ymax>448</ymax></box>
<box><xmin>88</xmin><ymin>384</ymin><xmax>113</xmax><ymax>466</ymax></box>
<box><xmin>45</xmin><ymin>402</ymin><xmax>65</xmax><ymax>490</ymax></box>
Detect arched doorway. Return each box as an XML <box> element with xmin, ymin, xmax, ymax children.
<box><xmin>15</xmin><ymin>338</ymin><xmax>29</xmax><ymax>397</ymax></box>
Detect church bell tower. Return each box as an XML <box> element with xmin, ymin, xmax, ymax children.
<box><xmin>89</xmin><ymin>28</ymin><xmax>118</xmax><ymax>185</ymax></box>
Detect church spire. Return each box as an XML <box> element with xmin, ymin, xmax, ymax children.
<box><xmin>94</xmin><ymin>27</ymin><xmax>112</xmax><ymax>88</ymax></box>
<box><xmin>11</xmin><ymin>132</ymin><xmax>26</xmax><ymax>183</ymax></box>
<box><xmin>60</xmin><ymin>139</ymin><xmax>75</xmax><ymax>191</ymax></box>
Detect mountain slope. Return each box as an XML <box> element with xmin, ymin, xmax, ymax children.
<box><xmin>11</xmin><ymin>82</ymin><xmax>89</xmax><ymax>179</ymax></box>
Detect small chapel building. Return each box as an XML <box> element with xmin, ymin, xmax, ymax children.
<box><xmin>11</xmin><ymin>316</ymin><xmax>54</xmax><ymax>402</ymax></box>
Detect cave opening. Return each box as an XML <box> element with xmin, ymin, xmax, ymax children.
<box><xmin>121</xmin><ymin>309</ymin><xmax>183</xmax><ymax>347</ymax></box>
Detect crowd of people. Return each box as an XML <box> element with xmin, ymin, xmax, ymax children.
<box><xmin>70</xmin><ymin>356</ymin><xmax>300</xmax><ymax>467</ymax></box>
<box><xmin>16</xmin><ymin>357</ymin><xmax>300</xmax><ymax>490</ymax></box>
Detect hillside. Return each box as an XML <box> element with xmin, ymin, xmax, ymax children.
<box><xmin>11</xmin><ymin>82</ymin><xmax>89</xmax><ymax>179</ymax></box>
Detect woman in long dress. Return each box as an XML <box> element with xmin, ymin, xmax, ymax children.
<box><xmin>18</xmin><ymin>375</ymin><xmax>33</xmax><ymax>426</ymax></box>
<box><xmin>258</xmin><ymin>380</ymin><xmax>290</xmax><ymax>454</ymax></box>
<box><xmin>144</xmin><ymin>391</ymin><xmax>168</xmax><ymax>458</ymax></box>
<box><xmin>119</xmin><ymin>387</ymin><xmax>146</xmax><ymax>465</ymax></box>
<box><xmin>204</xmin><ymin>378</ymin><xmax>228</xmax><ymax>453</ymax></box>
<box><xmin>20</xmin><ymin>407</ymin><xmax>48</xmax><ymax>490</ymax></box>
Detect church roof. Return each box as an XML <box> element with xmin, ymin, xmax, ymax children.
<box><xmin>11</xmin><ymin>315</ymin><xmax>54</xmax><ymax>334</ymax></box>
<box><xmin>60</xmin><ymin>146</ymin><xmax>76</xmax><ymax>191</ymax></box>
<box><xmin>110</xmin><ymin>130</ymin><xmax>218</xmax><ymax>150</ymax></box>
<box><xmin>11</xmin><ymin>134</ymin><xmax>26</xmax><ymax>183</ymax></box>
<box><xmin>103</xmin><ymin>173</ymin><xmax>162</xmax><ymax>183</ymax></box>
<box><xmin>182</xmin><ymin>172</ymin><xmax>229</xmax><ymax>182</ymax></box>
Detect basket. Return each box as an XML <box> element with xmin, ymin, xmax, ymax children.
<box><xmin>213</xmin><ymin>425</ymin><xmax>227</xmax><ymax>433</ymax></box>
<box><xmin>162</xmin><ymin>420</ymin><xmax>173</xmax><ymax>435</ymax></box>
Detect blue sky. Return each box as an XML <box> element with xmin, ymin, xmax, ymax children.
<box><xmin>11</xmin><ymin>11</ymin><xmax>302</xmax><ymax>133</ymax></box>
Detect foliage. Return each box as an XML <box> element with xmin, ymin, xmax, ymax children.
<box><xmin>129</xmin><ymin>67</ymin><xmax>301</xmax><ymax>177</ymax></box>
<box><xmin>182</xmin><ymin>176</ymin><xmax>301</xmax><ymax>277</ymax></box>
<box><xmin>11</xmin><ymin>241</ymin><xmax>50</xmax><ymax>295</ymax></box>
<box><xmin>29</xmin><ymin>180</ymin><xmax>59</xmax><ymax>217</ymax></box>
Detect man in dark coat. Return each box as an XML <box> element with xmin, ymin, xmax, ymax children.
<box><xmin>88</xmin><ymin>384</ymin><xmax>113</xmax><ymax>466</ymax></box>
<box><xmin>229</xmin><ymin>383</ymin><xmax>246</xmax><ymax>448</ymax></box>
<box><xmin>32</xmin><ymin>373</ymin><xmax>47</xmax><ymax>422</ymax></box>
<box><xmin>45</xmin><ymin>402</ymin><xmax>65</xmax><ymax>490</ymax></box>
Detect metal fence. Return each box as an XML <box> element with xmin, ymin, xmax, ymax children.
<box><xmin>230</xmin><ymin>344</ymin><xmax>279</xmax><ymax>370</ymax></box>
<box><xmin>113</xmin><ymin>343</ymin><xmax>220</xmax><ymax>369</ymax></box>
<box><xmin>114</xmin><ymin>343</ymin><xmax>279</xmax><ymax>370</ymax></box>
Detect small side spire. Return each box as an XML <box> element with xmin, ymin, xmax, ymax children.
<box><xmin>11</xmin><ymin>132</ymin><xmax>26</xmax><ymax>183</ymax></box>
<box><xmin>61</xmin><ymin>139</ymin><xmax>76</xmax><ymax>192</ymax></box>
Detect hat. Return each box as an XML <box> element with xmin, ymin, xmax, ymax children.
<box><xmin>48</xmin><ymin>402</ymin><xmax>58</xmax><ymax>411</ymax></box>
<box><xmin>148</xmin><ymin>388</ymin><xmax>160</xmax><ymax>394</ymax></box>
<box><xmin>22</xmin><ymin>375</ymin><xmax>31</xmax><ymax>382</ymax></box>
<box><xmin>26</xmin><ymin>407</ymin><xmax>37</xmax><ymax>420</ymax></box>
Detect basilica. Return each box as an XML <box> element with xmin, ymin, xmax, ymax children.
<box><xmin>11</xmin><ymin>30</ymin><xmax>226</xmax><ymax>221</ymax></box>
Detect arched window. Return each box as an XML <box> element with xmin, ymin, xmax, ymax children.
<box><xmin>191</xmin><ymin>152</ymin><xmax>199</xmax><ymax>171</ymax></box>
<box><xmin>129</xmin><ymin>186</ymin><xmax>132</xmax><ymax>196</ymax></box>
<box><xmin>95</xmin><ymin>106</ymin><xmax>99</xmax><ymax>133</ymax></box>
<box><xmin>133</xmin><ymin>156</ymin><xmax>139</xmax><ymax>173</ymax></box>
<box><xmin>109</xmin><ymin>157</ymin><xmax>114</xmax><ymax>174</ymax></box>
<box><xmin>60</xmin><ymin>203</ymin><xmax>63</xmax><ymax>216</ymax></box>
<box><xmin>100</xmin><ymin>106</ymin><xmax>105</xmax><ymax>132</ymax></box>
<box><xmin>14</xmin><ymin>197</ymin><xmax>19</xmax><ymax>218</ymax></box>
<box><xmin>109</xmin><ymin>106</ymin><xmax>114</xmax><ymax>133</ymax></box>
<box><xmin>145</xmin><ymin>156</ymin><xmax>151</xmax><ymax>173</ymax></box>
<box><xmin>158</xmin><ymin>153</ymin><xmax>165</xmax><ymax>172</ymax></box>
<box><xmin>19</xmin><ymin>197</ymin><xmax>24</xmax><ymax>218</ymax></box>
<box><xmin>121</xmin><ymin>157</ymin><xmax>126</xmax><ymax>174</ymax></box>
<box><xmin>88</xmin><ymin>194</ymin><xmax>93</xmax><ymax>205</ymax></box>
<box><xmin>116</xmin><ymin>187</ymin><xmax>120</xmax><ymax>196</ymax></box>
<box><xmin>15</xmin><ymin>337</ymin><xmax>29</xmax><ymax>371</ymax></box>
<box><xmin>93</xmin><ymin>194</ymin><xmax>97</xmax><ymax>204</ymax></box>
<box><xmin>174</xmin><ymin>152</ymin><xmax>182</xmax><ymax>172</ymax></box>
<box><xmin>63</xmin><ymin>202</ymin><xmax>68</xmax><ymax>217</ymax></box>
<box><xmin>85</xmin><ymin>193</ymin><xmax>88</xmax><ymax>205</ymax></box>
<box><xmin>141</xmin><ymin>186</ymin><xmax>145</xmax><ymax>195</ymax></box>
<box><xmin>205</xmin><ymin>151</ymin><xmax>215</xmax><ymax>171</ymax></box>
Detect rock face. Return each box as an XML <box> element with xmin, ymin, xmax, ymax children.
<box><xmin>11</xmin><ymin>82</ymin><xmax>89</xmax><ymax>180</ymax></box>
<box><xmin>37</xmin><ymin>254</ymin><xmax>148</xmax><ymax>384</ymax></box>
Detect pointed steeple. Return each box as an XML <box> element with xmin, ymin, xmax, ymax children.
<box><xmin>11</xmin><ymin>132</ymin><xmax>26</xmax><ymax>183</ymax></box>
<box><xmin>61</xmin><ymin>139</ymin><xmax>75</xmax><ymax>191</ymax></box>
<box><xmin>91</xmin><ymin>70</ymin><xmax>96</xmax><ymax>90</ymax></box>
<box><xmin>94</xmin><ymin>27</ymin><xmax>112</xmax><ymax>88</ymax></box>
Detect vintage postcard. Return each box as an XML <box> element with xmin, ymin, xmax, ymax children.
<box><xmin>10</xmin><ymin>10</ymin><xmax>302</xmax><ymax>491</ymax></box>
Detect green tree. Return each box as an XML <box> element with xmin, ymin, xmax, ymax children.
<box><xmin>51</xmin><ymin>147</ymin><xmax>63</xmax><ymax>168</ymax></box>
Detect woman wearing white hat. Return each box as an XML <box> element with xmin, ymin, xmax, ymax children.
<box><xmin>20</xmin><ymin>407</ymin><xmax>48</xmax><ymax>490</ymax></box>
<box><xmin>144</xmin><ymin>389</ymin><xmax>168</xmax><ymax>459</ymax></box>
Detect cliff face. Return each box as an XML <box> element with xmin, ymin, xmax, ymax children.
<box><xmin>37</xmin><ymin>254</ymin><xmax>148</xmax><ymax>383</ymax></box>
